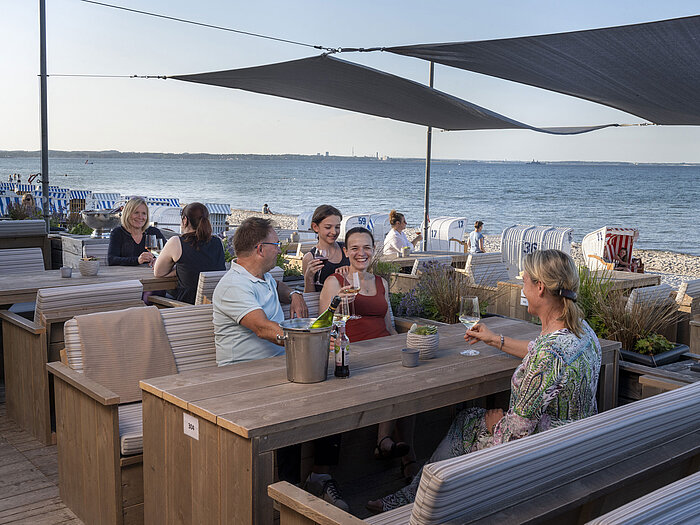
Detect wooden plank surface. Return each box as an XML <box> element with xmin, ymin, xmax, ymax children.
<box><xmin>379</xmin><ymin>250</ymin><xmax>469</xmax><ymax>269</ymax></box>
<box><xmin>143</xmin><ymin>317</ymin><xmax>618</xmax><ymax>440</ymax></box>
<box><xmin>0</xmin><ymin>385</ymin><xmax>83</xmax><ymax>524</ymax></box>
<box><xmin>0</xmin><ymin>265</ymin><xmax>176</xmax><ymax>305</ymax></box>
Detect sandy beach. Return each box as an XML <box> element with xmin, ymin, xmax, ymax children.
<box><xmin>228</xmin><ymin>208</ymin><xmax>699</xmax><ymax>289</ymax></box>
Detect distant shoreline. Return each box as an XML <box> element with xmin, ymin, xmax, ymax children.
<box><xmin>2</xmin><ymin>150</ymin><xmax>699</xmax><ymax>167</ymax></box>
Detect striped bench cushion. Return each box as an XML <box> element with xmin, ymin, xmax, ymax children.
<box><xmin>35</xmin><ymin>279</ymin><xmax>144</xmax><ymax>325</ymax></box>
<box><xmin>626</xmin><ymin>283</ymin><xmax>674</xmax><ymax>313</ymax></box>
<box><xmin>281</xmin><ymin>292</ymin><xmax>320</xmax><ymax>319</ymax></box>
<box><xmin>195</xmin><ymin>270</ymin><xmax>228</xmax><ymax>305</ymax></box>
<box><xmin>118</xmin><ymin>403</ymin><xmax>143</xmax><ymax>456</ymax></box>
<box><xmin>0</xmin><ymin>247</ymin><xmax>46</xmax><ymax>274</ymax></box>
<box><xmin>65</xmin><ymin>304</ymin><xmax>216</xmax><ymax>373</ymax></box>
<box><xmin>410</xmin><ymin>381</ymin><xmax>700</xmax><ymax>524</ymax></box>
<box><xmin>586</xmin><ymin>470</ymin><xmax>700</xmax><ymax>524</ymax></box>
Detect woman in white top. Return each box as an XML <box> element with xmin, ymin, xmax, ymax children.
<box><xmin>382</xmin><ymin>210</ymin><xmax>422</xmax><ymax>256</ymax></box>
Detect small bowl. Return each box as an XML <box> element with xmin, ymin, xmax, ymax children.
<box><xmin>60</xmin><ymin>266</ymin><xmax>72</xmax><ymax>278</ymax></box>
<box><xmin>78</xmin><ymin>259</ymin><xmax>100</xmax><ymax>277</ymax></box>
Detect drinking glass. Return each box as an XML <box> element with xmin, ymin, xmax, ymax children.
<box><xmin>334</xmin><ymin>296</ymin><xmax>351</xmax><ymax>324</ymax></box>
<box><xmin>314</xmin><ymin>248</ymin><xmax>328</xmax><ymax>286</ymax></box>
<box><xmin>459</xmin><ymin>296</ymin><xmax>481</xmax><ymax>356</ymax></box>
<box><xmin>345</xmin><ymin>272</ymin><xmax>362</xmax><ymax>320</ymax></box>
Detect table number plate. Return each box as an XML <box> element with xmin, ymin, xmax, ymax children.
<box><xmin>520</xmin><ymin>290</ymin><xmax>529</xmax><ymax>307</ymax></box>
<box><xmin>183</xmin><ymin>413</ymin><xmax>199</xmax><ymax>440</ymax></box>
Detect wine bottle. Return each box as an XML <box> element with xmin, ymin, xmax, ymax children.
<box><xmin>334</xmin><ymin>323</ymin><xmax>350</xmax><ymax>378</ymax></box>
<box><xmin>309</xmin><ymin>296</ymin><xmax>342</xmax><ymax>328</ymax></box>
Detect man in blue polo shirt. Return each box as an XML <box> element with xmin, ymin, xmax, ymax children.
<box><xmin>213</xmin><ymin>217</ymin><xmax>307</xmax><ymax>365</ymax></box>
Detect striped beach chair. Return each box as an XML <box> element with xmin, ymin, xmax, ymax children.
<box><xmin>582</xmin><ymin>227</ymin><xmax>640</xmax><ymax>271</ymax></box>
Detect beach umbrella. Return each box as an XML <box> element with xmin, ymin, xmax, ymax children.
<box><xmin>170</xmin><ymin>15</ymin><xmax>700</xmax><ymax>247</ymax></box>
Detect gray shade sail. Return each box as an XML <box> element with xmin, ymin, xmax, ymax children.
<box><xmin>172</xmin><ymin>55</ymin><xmax>616</xmax><ymax>134</ymax></box>
<box><xmin>387</xmin><ymin>15</ymin><xmax>700</xmax><ymax>125</ymax></box>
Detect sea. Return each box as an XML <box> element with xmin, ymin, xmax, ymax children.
<box><xmin>2</xmin><ymin>157</ymin><xmax>699</xmax><ymax>255</ymax></box>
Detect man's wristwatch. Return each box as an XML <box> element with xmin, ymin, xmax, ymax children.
<box><xmin>289</xmin><ymin>290</ymin><xmax>303</xmax><ymax>299</ymax></box>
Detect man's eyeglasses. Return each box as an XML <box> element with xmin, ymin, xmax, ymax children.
<box><xmin>258</xmin><ymin>242</ymin><xmax>281</xmax><ymax>248</ymax></box>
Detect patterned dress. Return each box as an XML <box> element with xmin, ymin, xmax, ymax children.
<box><xmin>379</xmin><ymin>320</ymin><xmax>602</xmax><ymax>510</ymax></box>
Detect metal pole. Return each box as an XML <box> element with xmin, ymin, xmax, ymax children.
<box><xmin>422</xmin><ymin>61</ymin><xmax>434</xmax><ymax>251</ymax></box>
<box><xmin>39</xmin><ymin>0</ymin><xmax>50</xmax><ymax>232</ymax></box>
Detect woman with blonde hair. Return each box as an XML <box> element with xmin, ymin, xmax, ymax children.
<box><xmin>382</xmin><ymin>210</ymin><xmax>421</xmax><ymax>256</ymax></box>
<box><xmin>368</xmin><ymin>249</ymin><xmax>602</xmax><ymax>513</ymax></box>
<box><xmin>108</xmin><ymin>197</ymin><xmax>165</xmax><ymax>266</ymax></box>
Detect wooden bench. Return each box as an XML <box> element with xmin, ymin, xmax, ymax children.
<box><xmin>1</xmin><ymin>280</ymin><xmax>145</xmax><ymax>444</ymax></box>
<box><xmin>460</xmin><ymin>252</ymin><xmax>511</xmax><ymax>287</ymax></box>
<box><xmin>47</xmin><ymin>304</ymin><xmax>217</xmax><ymax>525</ymax></box>
<box><xmin>586</xmin><ymin>470</ymin><xmax>700</xmax><ymax>524</ymax></box>
<box><xmin>625</xmin><ymin>283</ymin><xmax>675</xmax><ymax>313</ymax></box>
<box><xmin>0</xmin><ymin>220</ymin><xmax>51</xmax><ymax>269</ymax></box>
<box><xmin>0</xmin><ymin>246</ymin><xmax>46</xmax><ymax>274</ymax></box>
<box><xmin>269</xmin><ymin>380</ymin><xmax>700</xmax><ymax>524</ymax></box>
<box><xmin>150</xmin><ymin>270</ymin><xmax>316</xmax><ymax>316</ymax></box>
<box><xmin>410</xmin><ymin>256</ymin><xmax>453</xmax><ymax>276</ymax></box>
<box><xmin>691</xmin><ymin>315</ymin><xmax>700</xmax><ymax>354</ymax></box>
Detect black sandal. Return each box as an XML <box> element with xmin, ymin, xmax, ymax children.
<box><xmin>401</xmin><ymin>460</ymin><xmax>419</xmax><ymax>483</ymax></box>
<box><xmin>374</xmin><ymin>436</ymin><xmax>410</xmax><ymax>460</ymax></box>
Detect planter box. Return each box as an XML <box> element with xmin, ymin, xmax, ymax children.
<box><xmin>619</xmin><ymin>344</ymin><xmax>690</xmax><ymax>367</ymax></box>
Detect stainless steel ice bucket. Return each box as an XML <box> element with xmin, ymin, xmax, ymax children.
<box><xmin>278</xmin><ymin>318</ymin><xmax>332</xmax><ymax>383</ymax></box>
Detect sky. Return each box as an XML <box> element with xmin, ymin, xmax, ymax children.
<box><xmin>2</xmin><ymin>0</ymin><xmax>699</xmax><ymax>162</ymax></box>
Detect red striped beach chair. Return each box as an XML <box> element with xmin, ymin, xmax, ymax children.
<box><xmin>582</xmin><ymin>227</ymin><xmax>643</xmax><ymax>272</ymax></box>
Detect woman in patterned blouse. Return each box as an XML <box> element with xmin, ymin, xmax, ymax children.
<box><xmin>367</xmin><ymin>249</ymin><xmax>602</xmax><ymax>513</ymax></box>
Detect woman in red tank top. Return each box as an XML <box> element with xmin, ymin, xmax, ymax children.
<box><xmin>320</xmin><ymin>228</ymin><xmax>417</xmax><ymax>482</ymax></box>
<box><xmin>319</xmin><ymin>228</ymin><xmax>396</xmax><ymax>342</ymax></box>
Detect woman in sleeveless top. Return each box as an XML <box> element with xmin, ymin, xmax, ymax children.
<box><xmin>302</xmin><ymin>205</ymin><xmax>350</xmax><ymax>292</ymax></box>
<box><xmin>320</xmin><ymin>228</ymin><xmax>417</xmax><ymax>481</ymax></box>
<box><xmin>154</xmin><ymin>202</ymin><xmax>225</xmax><ymax>304</ymax></box>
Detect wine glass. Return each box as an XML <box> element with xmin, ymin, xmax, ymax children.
<box><xmin>334</xmin><ymin>297</ymin><xmax>351</xmax><ymax>325</ymax></box>
<box><xmin>344</xmin><ymin>272</ymin><xmax>362</xmax><ymax>320</ymax></box>
<box><xmin>459</xmin><ymin>296</ymin><xmax>481</xmax><ymax>356</ymax></box>
<box><xmin>314</xmin><ymin>248</ymin><xmax>328</xmax><ymax>286</ymax></box>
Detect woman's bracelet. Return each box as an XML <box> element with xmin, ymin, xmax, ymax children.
<box><xmin>499</xmin><ymin>334</ymin><xmax>504</xmax><ymax>351</ymax></box>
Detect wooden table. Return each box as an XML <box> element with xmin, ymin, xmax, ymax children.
<box><xmin>140</xmin><ymin>316</ymin><xmax>619</xmax><ymax>525</ymax></box>
<box><xmin>0</xmin><ymin>265</ymin><xmax>176</xmax><ymax>305</ymax></box>
<box><xmin>380</xmin><ymin>250</ymin><xmax>470</xmax><ymax>270</ymax></box>
<box><xmin>590</xmin><ymin>270</ymin><xmax>661</xmax><ymax>291</ymax></box>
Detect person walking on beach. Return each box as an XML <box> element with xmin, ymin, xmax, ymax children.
<box><xmin>467</xmin><ymin>220</ymin><xmax>486</xmax><ymax>253</ymax></box>
<box><xmin>383</xmin><ymin>210</ymin><xmax>422</xmax><ymax>256</ymax></box>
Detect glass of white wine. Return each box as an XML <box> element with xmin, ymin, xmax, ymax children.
<box><xmin>344</xmin><ymin>272</ymin><xmax>362</xmax><ymax>320</ymax></box>
<box><xmin>459</xmin><ymin>296</ymin><xmax>480</xmax><ymax>356</ymax></box>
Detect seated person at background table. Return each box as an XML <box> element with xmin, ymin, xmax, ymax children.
<box><xmin>153</xmin><ymin>202</ymin><xmax>226</xmax><ymax>304</ymax></box>
<box><xmin>466</xmin><ymin>220</ymin><xmax>485</xmax><ymax>253</ymax></box>
<box><xmin>212</xmin><ymin>218</ymin><xmax>350</xmax><ymax>510</ymax></box>
<box><xmin>382</xmin><ymin>209</ymin><xmax>422</xmax><ymax>256</ymax></box>
<box><xmin>20</xmin><ymin>193</ymin><xmax>42</xmax><ymax>218</ymax></box>
<box><xmin>302</xmin><ymin>205</ymin><xmax>350</xmax><ymax>292</ymax></box>
<box><xmin>107</xmin><ymin>197</ymin><xmax>165</xmax><ymax>266</ymax></box>
<box><xmin>367</xmin><ymin>249</ymin><xmax>602</xmax><ymax>513</ymax></box>
<box><xmin>321</xmin><ymin>227</ymin><xmax>419</xmax><ymax>485</ymax></box>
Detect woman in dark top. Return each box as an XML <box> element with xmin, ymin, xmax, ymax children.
<box><xmin>301</xmin><ymin>205</ymin><xmax>350</xmax><ymax>292</ymax></box>
<box><xmin>108</xmin><ymin>197</ymin><xmax>165</xmax><ymax>266</ymax></box>
<box><xmin>153</xmin><ymin>202</ymin><xmax>225</xmax><ymax>304</ymax></box>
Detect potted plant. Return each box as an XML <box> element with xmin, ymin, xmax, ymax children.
<box><xmin>392</xmin><ymin>261</ymin><xmax>503</xmax><ymax>324</ymax></box>
<box><xmin>406</xmin><ymin>323</ymin><xmax>439</xmax><ymax>359</ymax></box>
<box><xmin>592</xmin><ymin>288</ymin><xmax>686</xmax><ymax>367</ymax></box>
<box><xmin>79</xmin><ymin>256</ymin><xmax>100</xmax><ymax>276</ymax></box>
